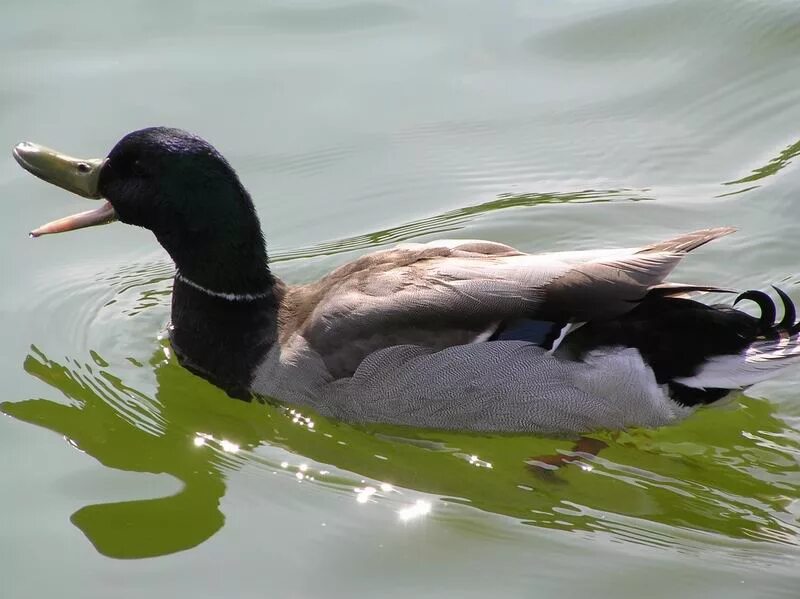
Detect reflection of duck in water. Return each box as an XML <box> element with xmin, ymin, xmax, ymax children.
<box><xmin>5</xmin><ymin>346</ymin><xmax>799</xmax><ymax>559</ymax></box>
<box><xmin>13</xmin><ymin>127</ymin><xmax>800</xmax><ymax>433</ymax></box>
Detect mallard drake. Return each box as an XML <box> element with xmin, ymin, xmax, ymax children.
<box><xmin>13</xmin><ymin>127</ymin><xmax>800</xmax><ymax>434</ymax></box>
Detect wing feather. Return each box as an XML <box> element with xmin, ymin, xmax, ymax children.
<box><xmin>282</xmin><ymin>229</ymin><xmax>733</xmax><ymax>376</ymax></box>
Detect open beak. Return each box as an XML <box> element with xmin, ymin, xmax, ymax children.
<box><xmin>13</xmin><ymin>142</ymin><xmax>116</xmax><ymax>237</ymax></box>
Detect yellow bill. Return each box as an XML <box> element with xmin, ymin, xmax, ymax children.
<box><xmin>13</xmin><ymin>142</ymin><xmax>116</xmax><ymax>237</ymax></box>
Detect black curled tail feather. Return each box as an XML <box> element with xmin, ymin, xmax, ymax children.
<box><xmin>732</xmin><ymin>287</ymin><xmax>800</xmax><ymax>338</ymax></box>
<box><xmin>774</xmin><ymin>287</ymin><xmax>797</xmax><ymax>330</ymax></box>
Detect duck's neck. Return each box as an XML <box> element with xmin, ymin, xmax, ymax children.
<box><xmin>165</xmin><ymin>231</ymin><xmax>281</xmax><ymax>399</ymax></box>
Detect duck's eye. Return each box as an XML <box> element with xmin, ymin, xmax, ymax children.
<box><xmin>131</xmin><ymin>159</ymin><xmax>148</xmax><ymax>177</ymax></box>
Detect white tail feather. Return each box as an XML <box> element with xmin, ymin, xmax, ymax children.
<box><xmin>674</xmin><ymin>335</ymin><xmax>800</xmax><ymax>389</ymax></box>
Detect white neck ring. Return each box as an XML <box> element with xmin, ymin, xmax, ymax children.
<box><xmin>175</xmin><ymin>271</ymin><xmax>272</xmax><ymax>302</ymax></box>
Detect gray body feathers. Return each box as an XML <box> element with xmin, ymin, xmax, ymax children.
<box><xmin>246</xmin><ymin>228</ymin><xmax>771</xmax><ymax>434</ymax></box>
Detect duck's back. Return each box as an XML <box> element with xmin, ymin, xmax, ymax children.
<box><xmin>272</xmin><ymin>232</ymin><xmax>729</xmax><ymax>381</ymax></box>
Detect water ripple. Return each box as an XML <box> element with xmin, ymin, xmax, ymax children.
<box><xmin>272</xmin><ymin>188</ymin><xmax>648</xmax><ymax>261</ymax></box>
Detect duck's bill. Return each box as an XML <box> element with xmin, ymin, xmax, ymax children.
<box><xmin>13</xmin><ymin>141</ymin><xmax>117</xmax><ymax>237</ymax></box>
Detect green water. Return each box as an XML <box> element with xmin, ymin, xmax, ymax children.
<box><xmin>2</xmin><ymin>0</ymin><xmax>800</xmax><ymax>596</ymax></box>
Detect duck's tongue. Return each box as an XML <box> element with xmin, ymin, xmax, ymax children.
<box><xmin>12</xmin><ymin>141</ymin><xmax>117</xmax><ymax>237</ymax></box>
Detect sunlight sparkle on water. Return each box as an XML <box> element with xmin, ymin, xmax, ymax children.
<box><xmin>467</xmin><ymin>454</ymin><xmax>493</xmax><ymax>468</ymax></box>
<box><xmin>192</xmin><ymin>432</ymin><xmax>213</xmax><ymax>448</ymax></box>
<box><xmin>355</xmin><ymin>486</ymin><xmax>377</xmax><ymax>503</ymax></box>
<box><xmin>219</xmin><ymin>440</ymin><xmax>240</xmax><ymax>454</ymax></box>
<box><xmin>191</xmin><ymin>433</ymin><xmax>239</xmax><ymax>454</ymax></box>
<box><xmin>289</xmin><ymin>408</ymin><xmax>316</xmax><ymax>430</ymax></box>
<box><xmin>398</xmin><ymin>500</ymin><xmax>432</xmax><ymax>522</ymax></box>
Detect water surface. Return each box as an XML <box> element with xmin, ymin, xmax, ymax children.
<box><xmin>2</xmin><ymin>0</ymin><xmax>800</xmax><ymax>597</ymax></box>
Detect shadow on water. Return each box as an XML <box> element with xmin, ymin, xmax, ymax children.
<box><xmin>3</xmin><ymin>343</ymin><xmax>800</xmax><ymax>559</ymax></box>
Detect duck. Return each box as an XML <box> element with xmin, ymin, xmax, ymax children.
<box><xmin>13</xmin><ymin>127</ymin><xmax>800</xmax><ymax>435</ymax></box>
